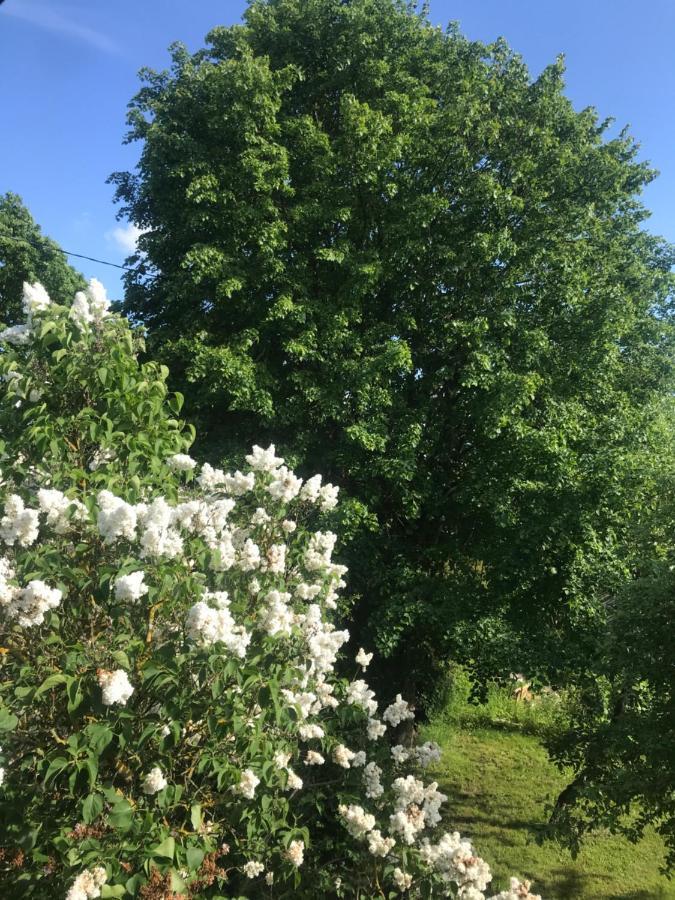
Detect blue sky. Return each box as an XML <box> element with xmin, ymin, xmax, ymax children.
<box><xmin>1</xmin><ymin>0</ymin><xmax>674</xmax><ymax>301</ymax></box>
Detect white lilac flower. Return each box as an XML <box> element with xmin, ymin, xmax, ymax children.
<box><xmin>138</xmin><ymin>497</ymin><xmax>183</xmax><ymax>558</ymax></box>
<box><xmin>234</xmin><ymin>768</ymin><xmax>260</xmax><ymax>799</ymax></box>
<box><xmin>251</xmin><ymin>507</ymin><xmax>271</xmax><ymax>525</ymax></box>
<box><xmin>0</xmin><ymin>323</ymin><xmax>31</xmax><ymax>345</ymax></box>
<box><xmin>304</xmin><ymin>531</ymin><xmax>337</xmax><ymax>572</ymax></box>
<box><xmin>415</xmin><ymin>741</ymin><xmax>442</xmax><ymax>768</ymax></box>
<box><xmin>22</xmin><ymin>281</ymin><xmax>51</xmax><ymax>316</ymax></box>
<box><xmin>65</xmin><ymin>865</ymin><xmax>107</xmax><ymax>900</ymax></box>
<box><xmin>186</xmin><ymin>598</ymin><xmax>251</xmax><ymax>657</ymax></box>
<box><xmin>9</xmin><ymin>580</ymin><xmax>62</xmax><ymax>627</ymax></box>
<box><xmin>393</xmin><ymin>868</ymin><xmax>412</xmax><ymax>892</ymax></box>
<box><xmin>304</xmin><ymin>750</ymin><xmax>325</xmax><ymax>766</ymax></box>
<box><xmin>242</xmin><ymin>860</ymin><xmax>264</xmax><ymax>878</ymax></box>
<box><xmin>267</xmin><ymin>466</ymin><xmax>303</xmax><ymax>503</ymax></box>
<box><xmin>113</xmin><ymin>570</ymin><xmax>148</xmax><ymax>603</ymax></box>
<box><xmin>355</xmin><ymin>647</ymin><xmax>373</xmax><ymax>671</ymax></box>
<box><xmin>237</xmin><ymin>538</ymin><xmax>261</xmax><ymax>571</ymax></box>
<box><xmin>300</xmin><ymin>474</ymin><xmax>322</xmax><ymax>503</ymax></box>
<box><xmin>382</xmin><ymin>694</ymin><xmax>415</xmax><ymax>727</ymax></box>
<box><xmin>86</xmin><ymin>278</ymin><xmax>110</xmax><ymax>319</ymax></box>
<box><xmin>245</xmin><ymin>444</ymin><xmax>284</xmax><ymax>472</ymax></box>
<box><xmin>298</xmin><ymin>723</ymin><xmax>324</xmax><ymax>740</ymax></box>
<box><xmin>295</xmin><ymin>582</ymin><xmax>321</xmax><ymax>601</ymax></box>
<box><xmin>97</xmin><ymin>491</ymin><xmax>137</xmax><ymax>543</ymax></box>
<box><xmin>70</xmin><ymin>291</ymin><xmax>94</xmax><ymax>329</ymax></box>
<box><xmin>363</xmin><ymin>761</ymin><xmax>384</xmax><ymax>799</ymax></box>
<box><xmin>284</xmin><ymin>769</ymin><xmax>303</xmax><ymax>791</ymax></box>
<box><xmin>265</xmin><ymin>872</ymin><xmax>274</xmax><ymax>885</ymax></box>
<box><xmin>338</xmin><ymin>804</ymin><xmax>375</xmax><ymax>840</ymax></box>
<box><xmin>281</xmin><ymin>689</ymin><xmax>317</xmax><ymax>720</ymax></box>
<box><xmin>367</xmin><ymin>829</ymin><xmax>396</xmax><ymax>857</ymax></box>
<box><xmin>351</xmin><ymin>750</ymin><xmax>367</xmax><ymax>767</ymax></box>
<box><xmin>419</xmin><ymin>831</ymin><xmax>492</xmax><ymax>893</ymax></box>
<box><xmin>142</xmin><ymin>766</ymin><xmax>167</xmax><ymax>795</ymax></box>
<box><xmin>488</xmin><ymin>877</ymin><xmax>541</xmax><ymax>900</ymax></box>
<box><xmin>0</xmin><ymin>495</ymin><xmax>39</xmax><ymax>547</ymax></box>
<box><xmin>319</xmin><ymin>482</ymin><xmax>339</xmax><ymax>510</ymax></box>
<box><xmin>37</xmin><ymin>488</ymin><xmax>87</xmax><ymax>533</ymax></box>
<box><xmin>332</xmin><ymin>744</ymin><xmax>355</xmax><ymax>768</ymax></box>
<box><xmin>197</xmin><ymin>462</ymin><xmax>227</xmax><ymax>491</ymax></box>
<box><xmin>282</xmin><ymin>519</ymin><xmax>296</xmax><ymax>533</ymax></box>
<box><xmin>97</xmin><ymin>669</ymin><xmax>134</xmax><ymax>706</ymax></box>
<box><xmin>391</xmin><ymin>745</ymin><xmax>411</xmax><ymax>765</ymax></box>
<box><xmin>166</xmin><ymin>453</ymin><xmax>197</xmax><ymax>472</ymax></box>
<box><xmin>260</xmin><ymin>590</ymin><xmax>294</xmax><ymax>637</ymax></box>
<box><xmin>224</xmin><ymin>470</ymin><xmax>255</xmax><ymax>495</ymax></box>
<box><xmin>285</xmin><ymin>839</ymin><xmax>304</xmax><ymax>867</ymax></box>
<box><xmin>346</xmin><ymin>679</ymin><xmax>378</xmax><ymax>716</ymax></box>
<box><xmin>263</xmin><ymin>542</ymin><xmax>286</xmax><ymax>574</ymax></box>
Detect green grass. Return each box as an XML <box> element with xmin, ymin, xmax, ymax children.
<box><xmin>420</xmin><ymin>681</ymin><xmax>675</xmax><ymax>900</ymax></box>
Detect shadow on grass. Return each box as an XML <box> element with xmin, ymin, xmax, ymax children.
<box><xmin>539</xmin><ymin>867</ymin><xmax>611</xmax><ymax>899</ymax></box>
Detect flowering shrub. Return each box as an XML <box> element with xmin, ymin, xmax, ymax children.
<box><xmin>0</xmin><ymin>284</ymin><xmax>541</xmax><ymax>898</ymax></box>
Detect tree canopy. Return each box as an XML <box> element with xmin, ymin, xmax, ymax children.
<box><xmin>0</xmin><ymin>193</ymin><xmax>85</xmax><ymax>324</ymax></box>
<box><xmin>110</xmin><ymin>0</ymin><xmax>675</xmax><ymax>698</ymax></box>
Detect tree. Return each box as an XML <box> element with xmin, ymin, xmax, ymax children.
<box><xmin>110</xmin><ymin>0</ymin><xmax>675</xmax><ymax>701</ymax></box>
<box><xmin>0</xmin><ymin>193</ymin><xmax>85</xmax><ymax>325</ymax></box>
<box><xmin>548</xmin><ymin>409</ymin><xmax>675</xmax><ymax>869</ymax></box>
<box><xmin>0</xmin><ymin>281</ymin><xmax>543</xmax><ymax>899</ymax></box>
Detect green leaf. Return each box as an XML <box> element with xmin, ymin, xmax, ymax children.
<box><xmin>109</xmin><ymin>799</ymin><xmax>134</xmax><ymax>831</ymax></box>
<box><xmin>186</xmin><ymin>846</ymin><xmax>204</xmax><ymax>871</ymax></box>
<box><xmin>152</xmin><ymin>836</ymin><xmax>175</xmax><ymax>860</ymax></box>
<box><xmin>35</xmin><ymin>673</ymin><xmax>70</xmax><ymax>698</ymax></box>
<box><xmin>82</xmin><ymin>793</ymin><xmax>103</xmax><ymax>824</ymax></box>
<box><xmin>190</xmin><ymin>803</ymin><xmax>202</xmax><ymax>832</ymax></box>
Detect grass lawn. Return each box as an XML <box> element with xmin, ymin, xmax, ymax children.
<box><xmin>420</xmin><ymin>696</ymin><xmax>674</xmax><ymax>899</ymax></box>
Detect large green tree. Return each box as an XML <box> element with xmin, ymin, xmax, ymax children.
<box><xmin>110</xmin><ymin>0</ymin><xmax>675</xmax><ymax>699</ymax></box>
<box><xmin>0</xmin><ymin>193</ymin><xmax>85</xmax><ymax>324</ymax></box>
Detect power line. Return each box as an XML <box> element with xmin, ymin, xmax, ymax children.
<box><xmin>0</xmin><ymin>230</ymin><xmax>137</xmax><ymax>271</ymax></box>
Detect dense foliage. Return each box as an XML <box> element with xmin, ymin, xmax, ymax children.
<box><xmin>548</xmin><ymin>455</ymin><xmax>675</xmax><ymax>870</ymax></box>
<box><xmin>0</xmin><ymin>193</ymin><xmax>85</xmax><ymax>325</ymax></box>
<box><xmin>110</xmin><ymin>0</ymin><xmax>675</xmax><ymax>697</ymax></box>
<box><xmin>0</xmin><ymin>283</ymin><xmax>543</xmax><ymax>899</ymax></box>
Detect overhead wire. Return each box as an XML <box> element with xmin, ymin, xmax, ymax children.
<box><xmin>0</xmin><ymin>230</ymin><xmax>137</xmax><ymax>271</ymax></box>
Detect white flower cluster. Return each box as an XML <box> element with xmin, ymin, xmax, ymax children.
<box><xmin>391</xmin><ymin>741</ymin><xmax>442</xmax><ymax>769</ymax></box>
<box><xmin>142</xmin><ymin>766</ymin><xmax>167</xmax><ymax>795</ymax></box>
<box><xmin>0</xmin><ymin>560</ymin><xmax>62</xmax><ymax>627</ymax></box>
<box><xmin>186</xmin><ymin>592</ymin><xmax>251</xmax><ymax>657</ymax></box>
<box><xmin>0</xmin><ymin>494</ymin><xmax>39</xmax><ymax>547</ymax></box>
<box><xmin>166</xmin><ymin>453</ymin><xmax>197</xmax><ymax>472</ymax></box>
<box><xmin>69</xmin><ymin>279</ymin><xmax>110</xmax><ymax>330</ymax></box>
<box><xmin>338</xmin><ymin>803</ymin><xmax>376</xmax><ymax>839</ymax></box>
<box><xmin>234</xmin><ymin>768</ymin><xmax>260</xmax><ymax>800</ymax></box>
<box><xmin>113</xmin><ymin>570</ymin><xmax>148</xmax><ymax>603</ymax></box>
<box><xmin>420</xmin><ymin>831</ymin><xmax>492</xmax><ymax>895</ymax></box>
<box><xmin>37</xmin><ymin>488</ymin><xmax>88</xmax><ymax>533</ymax></box>
<box><xmin>489</xmin><ymin>878</ymin><xmax>542</xmax><ymax>900</ymax></box>
<box><xmin>65</xmin><ymin>866</ymin><xmax>107</xmax><ymax>900</ymax></box>
<box><xmin>382</xmin><ymin>693</ymin><xmax>415</xmax><ymax>727</ymax></box>
<box><xmin>285</xmin><ymin>839</ymin><xmax>305</xmax><ymax>867</ymax></box>
<box><xmin>389</xmin><ymin>775</ymin><xmax>447</xmax><ymax>844</ymax></box>
<box><xmin>0</xmin><ymin>283</ymin><xmax>49</xmax><ymax>345</ymax></box>
<box><xmin>0</xmin><ymin>395</ymin><xmax>539</xmax><ymax>899</ymax></box>
<box><xmin>97</xmin><ymin>669</ymin><xmax>134</xmax><ymax>706</ymax></box>
<box><xmin>243</xmin><ymin>860</ymin><xmax>264</xmax><ymax>879</ymax></box>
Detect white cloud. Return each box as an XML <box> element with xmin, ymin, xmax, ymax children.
<box><xmin>106</xmin><ymin>223</ymin><xmax>146</xmax><ymax>255</ymax></box>
<box><xmin>3</xmin><ymin>2</ymin><xmax>120</xmax><ymax>55</ymax></box>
